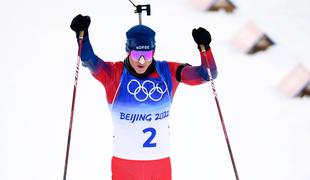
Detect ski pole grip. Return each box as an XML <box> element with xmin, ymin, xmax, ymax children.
<box><xmin>78</xmin><ymin>31</ymin><xmax>84</xmax><ymax>40</ymax></box>
<box><xmin>199</xmin><ymin>44</ymin><xmax>206</xmax><ymax>52</ymax></box>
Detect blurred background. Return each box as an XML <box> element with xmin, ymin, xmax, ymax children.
<box><xmin>0</xmin><ymin>0</ymin><xmax>309</xmax><ymax>179</ymax></box>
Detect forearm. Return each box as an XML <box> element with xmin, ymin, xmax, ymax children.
<box><xmin>78</xmin><ymin>36</ymin><xmax>100</xmax><ymax>73</ymax></box>
<box><xmin>181</xmin><ymin>48</ymin><xmax>218</xmax><ymax>85</ymax></box>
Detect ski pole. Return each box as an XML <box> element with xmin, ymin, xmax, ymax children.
<box><xmin>63</xmin><ymin>31</ymin><xmax>84</xmax><ymax>180</ymax></box>
<box><xmin>199</xmin><ymin>45</ymin><xmax>240</xmax><ymax>180</ymax></box>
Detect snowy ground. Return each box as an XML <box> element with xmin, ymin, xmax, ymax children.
<box><xmin>0</xmin><ymin>0</ymin><xmax>310</xmax><ymax>179</ymax></box>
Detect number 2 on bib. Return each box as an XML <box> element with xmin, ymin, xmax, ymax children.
<box><xmin>143</xmin><ymin>127</ymin><xmax>157</xmax><ymax>147</ymax></box>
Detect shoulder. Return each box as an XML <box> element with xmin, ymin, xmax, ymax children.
<box><xmin>154</xmin><ymin>60</ymin><xmax>180</xmax><ymax>71</ymax></box>
<box><xmin>112</xmin><ymin>61</ymin><xmax>124</xmax><ymax>70</ymax></box>
<box><xmin>91</xmin><ymin>60</ymin><xmax>124</xmax><ymax>85</ymax></box>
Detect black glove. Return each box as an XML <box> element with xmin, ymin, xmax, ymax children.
<box><xmin>70</xmin><ymin>14</ymin><xmax>91</xmax><ymax>37</ymax></box>
<box><xmin>192</xmin><ymin>27</ymin><xmax>212</xmax><ymax>50</ymax></box>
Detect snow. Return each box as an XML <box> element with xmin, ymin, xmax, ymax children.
<box><xmin>0</xmin><ymin>0</ymin><xmax>310</xmax><ymax>179</ymax></box>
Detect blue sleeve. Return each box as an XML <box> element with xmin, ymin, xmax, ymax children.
<box><xmin>78</xmin><ymin>36</ymin><xmax>100</xmax><ymax>73</ymax></box>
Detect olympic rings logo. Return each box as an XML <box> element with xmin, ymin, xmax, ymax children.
<box><xmin>127</xmin><ymin>79</ymin><xmax>167</xmax><ymax>102</ymax></box>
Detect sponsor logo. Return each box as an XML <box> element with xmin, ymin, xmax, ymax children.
<box><xmin>136</xmin><ymin>45</ymin><xmax>150</xmax><ymax>50</ymax></box>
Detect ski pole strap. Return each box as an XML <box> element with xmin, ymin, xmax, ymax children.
<box><xmin>79</xmin><ymin>31</ymin><xmax>84</xmax><ymax>40</ymax></box>
<box><xmin>199</xmin><ymin>44</ymin><xmax>206</xmax><ymax>52</ymax></box>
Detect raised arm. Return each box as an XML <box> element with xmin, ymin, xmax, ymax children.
<box><xmin>70</xmin><ymin>14</ymin><xmax>101</xmax><ymax>72</ymax></box>
<box><xmin>179</xmin><ymin>27</ymin><xmax>217</xmax><ymax>85</ymax></box>
<box><xmin>70</xmin><ymin>14</ymin><xmax>116</xmax><ymax>85</ymax></box>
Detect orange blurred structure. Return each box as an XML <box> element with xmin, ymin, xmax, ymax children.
<box><xmin>278</xmin><ymin>64</ymin><xmax>310</xmax><ymax>97</ymax></box>
<box><xmin>191</xmin><ymin>0</ymin><xmax>236</xmax><ymax>13</ymax></box>
<box><xmin>231</xmin><ymin>22</ymin><xmax>274</xmax><ymax>54</ymax></box>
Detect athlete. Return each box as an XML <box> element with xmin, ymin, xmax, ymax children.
<box><xmin>70</xmin><ymin>14</ymin><xmax>218</xmax><ymax>180</ymax></box>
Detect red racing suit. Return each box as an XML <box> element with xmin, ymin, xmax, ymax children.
<box><xmin>79</xmin><ymin>36</ymin><xmax>217</xmax><ymax>180</ymax></box>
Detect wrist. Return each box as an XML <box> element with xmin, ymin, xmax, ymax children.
<box><xmin>197</xmin><ymin>44</ymin><xmax>210</xmax><ymax>51</ymax></box>
<box><xmin>75</xmin><ymin>30</ymin><xmax>89</xmax><ymax>39</ymax></box>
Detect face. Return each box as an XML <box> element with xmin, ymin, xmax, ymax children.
<box><xmin>128</xmin><ymin>50</ymin><xmax>154</xmax><ymax>74</ymax></box>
